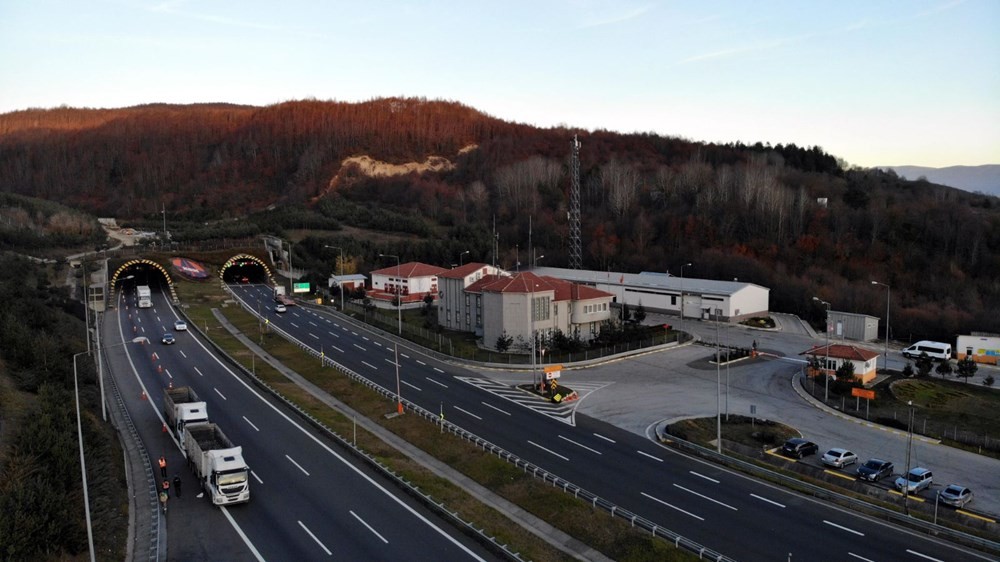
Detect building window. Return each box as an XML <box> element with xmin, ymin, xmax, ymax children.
<box><xmin>532</xmin><ymin>296</ymin><xmax>550</xmax><ymax>321</ymax></box>
<box><xmin>554</xmin><ymin>303</ymin><xmax>559</xmax><ymax>316</ymax></box>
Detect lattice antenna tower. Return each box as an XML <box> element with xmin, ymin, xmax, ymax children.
<box><xmin>568</xmin><ymin>135</ymin><xmax>583</xmax><ymax>269</ymax></box>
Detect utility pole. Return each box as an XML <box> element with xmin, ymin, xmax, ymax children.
<box><xmin>871</xmin><ymin>280</ymin><xmax>891</xmax><ymax>372</ymax></box>
<box><xmin>715</xmin><ymin>308</ymin><xmax>722</xmax><ymax>454</ymax></box>
<box><xmin>814</xmin><ymin>297</ymin><xmax>831</xmax><ymax>402</ymax></box>
<box><xmin>379</xmin><ymin>253</ymin><xmax>402</xmax><ymax>335</ymax></box>
<box><xmin>679</xmin><ymin>262</ymin><xmax>692</xmax><ymax>340</ymax></box>
<box><xmin>324</xmin><ymin>245</ymin><xmax>345</xmax><ymax>311</ymax></box>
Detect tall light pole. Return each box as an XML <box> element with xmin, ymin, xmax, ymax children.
<box><xmin>871</xmin><ymin>280</ymin><xmax>890</xmax><ymax>372</ymax></box>
<box><xmin>679</xmin><ymin>262</ymin><xmax>692</xmax><ymax>340</ymax></box>
<box><xmin>814</xmin><ymin>297</ymin><xmax>831</xmax><ymax>402</ymax></box>
<box><xmin>324</xmin><ymin>245</ymin><xmax>345</xmax><ymax>312</ymax></box>
<box><xmin>725</xmin><ymin>320</ymin><xmax>730</xmax><ymax>421</ymax></box>
<box><xmin>715</xmin><ymin>308</ymin><xmax>722</xmax><ymax>454</ymax></box>
<box><xmin>459</xmin><ymin>250</ymin><xmax>470</xmax><ymax>267</ymax></box>
<box><xmin>903</xmin><ymin>400</ymin><xmax>915</xmax><ymax>513</ymax></box>
<box><xmin>534</xmin><ymin>252</ymin><xmax>544</xmax><ymax>268</ymax></box>
<box><xmin>379</xmin><ymin>253</ymin><xmax>402</xmax><ymax>335</ymax></box>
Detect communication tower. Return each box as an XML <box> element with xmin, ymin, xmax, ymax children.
<box><xmin>568</xmin><ymin>135</ymin><xmax>583</xmax><ymax>269</ymax></box>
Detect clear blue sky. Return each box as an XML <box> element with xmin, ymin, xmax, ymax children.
<box><xmin>1</xmin><ymin>0</ymin><xmax>997</xmax><ymax>168</ymax></box>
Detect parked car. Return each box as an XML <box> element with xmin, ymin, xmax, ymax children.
<box><xmin>856</xmin><ymin>459</ymin><xmax>894</xmax><ymax>482</ymax></box>
<box><xmin>781</xmin><ymin>438</ymin><xmax>819</xmax><ymax>459</ymax></box>
<box><xmin>938</xmin><ymin>485</ymin><xmax>973</xmax><ymax>508</ymax></box>
<box><xmin>173</xmin><ymin>319</ymin><xmax>187</xmax><ymax>331</ymax></box>
<box><xmin>821</xmin><ymin>448</ymin><xmax>858</xmax><ymax>469</ymax></box>
<box><xmin>894</xmin><ymin>467</ymin><xmax>933</xmax><ymax>494</ymax></box>
<box><xmin>274</xmin><ymin>303</ymin><xmax>287</xmax><ymax>313</ymax></box>
<box><xmin>161</xmin><ymin>332</ymin><xmax>176</xmax><ymax>345</ymax></box>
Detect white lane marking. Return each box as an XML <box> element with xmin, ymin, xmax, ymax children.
<box><xmin>179</xmin><ymin>350</ymin><xmax>187</xmax><ymax>359</ymax></box>
<box><xmin>221</xmin><ymin>507</ymin><xmax>265</xmax><ymax>562</ymax></box>
<box><xmin>433</xmin><ymin>367</ymin><xmax>444</xmax><ymax>374</ymax></box>
<box><xmin>309</xmin><ymin>321</ymin><xmax>318</xmax><ymax>327</ymax></box>
<box><xmin>416</xmin><ymin>360</ymin><xmax>426</xmax><ymax>366</ymax></box>
<box><xmin>527</xmin><ymin>440</ymin><xmax>569</xmax><ymax>461</ymax></box>
<box><xmin>400</xmin><ymin>353</ymin><xmax>410</xmax><ymax>359</ymax></box>
<box><xmin>481</xmin><ymin>402</ymin><xmax>511</xmax><ymax>416</ymax></box>
<box><xmin>141</xmin><ymin>326</ymin><xmax>145</xmax><ymax>334</ymax></box>
<box><xmin>905</xmin><ymin>550</ymin><xmax>944</xmax><ymax>562</ymax></box>
<box><xmin>164</xmin><ymin>369</ymin><xmax>173</xmax><ymax>380</ymax></box>
<box><xmin>673</xmin><ymin>483</ymin><xmax>737</xmax><ymax>511</ymax></box>
<box><xmin>328</xmin><ymin>331</ymin><xmax>340</xmax><ymax>338</ymax></box>
<box><xmin>194</xmin><ymin>366</ymin><xmax>204</xmax><ymax>377</ymax></box>
<box><xmin>332</xmin><ymin>345</ymin><xmax>344</xmax><ymax>353</ymax></box>
<box><xmin>558</xmin><ymin>435</ymin><xmax>602</xmax><ymax>455</ymax></box>
<box><xmin>350</xmin><ymin>511</ymin><xmax>388</xmax><ymax>544</ymax></box>
<box><xmin>286</xmin><ymin>455</ymin><xmax>310</xmax><ymax>476</ymax></box>
<box><xmin>384</xmin><ymin>358</ymin><xmax>399</xmax><ymax>367</ymax></box>
<box><xmin>243</xmin><ymin>416</ymin><xmax>259</xmax><ymax>432</ymax></box>
<box><xmin>373</xmin><ymin>341</ymin><xmax>382</xmax><ymax>347</ymax></box>
<box><xmin>750</xmin><ymin>493</ymin><xmax>785</xmax><ymax>508</ymax></box>
<box><xmin>641</xmin><ymin>492</ymin><xmax>704</xmax><ymax>521</ymax></box>
<box><xmin>291</xmin><ymin>311</ymin><xmax>301</xmax><ymax>317</ymax></box>
<box><xmin>250</xmin><ymin>470</ymin><xmax>263</xmax><ymax>484</ymax></box>
<box><xmin>848</xmin><ymin>553</ymin><xmax>875</xmax><ymax>562</ymax></box>
<box><xmin>454</xmin><ymin>406</ymin><xmax>482</xmax><ymax>420</ymax></box>
<box><xmin>361</xmin><ymin>361</ymin><xmax>378</xmax><ymax>370</ymax></box>
<box><xmin>425</xmin><ymin>377</ymin><xmax>448</xmax><ymax>388</ymax></box>
<box><xmin>401</xmin><ymin>380</ymin><xmax>422</xmax><ymax>392</ymax></box>
<box><xmin>362</xmin><ymin>336</ymin><xmax>370</xmax><ymax>341</ymax></box>
<box><xmin>309</xmin><ymin>333</ymin><xmax>319</xmax><ymax>340</ymax></box>
<box><xmin>290</xmin><ymin>322</ymin><xmax>300</xmax><ymax>328</ymax></box>
<box><xmin>636</xmin><ymin>450</ymin><xmax>663</xmax><ymax>462</ymax></box>
<box><xmin>156</xmin><ymin>315</ymin><xmax>161</xmax><ymax>322</ymax></box>
<box><xmin>593</xmin><ymin>433</ymin><xmax>616</xmax><ymax>443</ymax></box>
<box><xmin>214</xmin><ymin>388</ymin><xmax>227</xmax><ymax>400</ymax></box>
<box><xmin>353</xmin><ymin>344</ymin><xmax>367</xmax><ymax>352</ymax></box>
<box><xmin>351</xmin><ymin>331</ymin><xmax>358</xmax><ymax>336</ymax></box>
<box><xmin>690</xmin><ymin>471</ymin><xmax>719</xmax><ymax>484</ymax></box>
<box><xmin>823</xmin><ymin>520</ymin><xmax>864</xmax><ymax>536</ymax></box>
<box><xmin>298</xmin><ymin>520</ymin><xmax>332</xmax><ymax>556</ymax></box>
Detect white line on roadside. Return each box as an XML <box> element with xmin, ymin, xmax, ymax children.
<box><xmin>353</xmin><ymin>344</ymin><xmax>367</xmax><ymax>352</ymax></box>
<box><xmin>528</xmin><ymin>440</ymin><xmax>569</xmax><ymax>461</ymax></box>
<box><xmin>179</xmin><ymin>350</ymin><xmax>187</xmax><ymax>359</ymax></box>
<box><xmin>592</xmin><ymin>433</ymin><xmax>616</xmax><ymax>443</ymax></box>
<box><xmin>351</xmin><ymin>331</ymin><xmax>358</xmax><ymax>336</ymax></box>
<box><xmin>750</xmin><ymin>493</ymin><xmax>785</xmax><ymax>508</ymax></box>
<box><xmin>221</xmin><ymin>507</ymin><xmax>265</xmax><ymax>562</ymax></box>
<box><xmin>309</xmin><ymin>321</ymin><xmax>317</xmax><ymax>327</ymax></box>
<box><xmin>298</xmin><ymin>520</ymin><xmax>331</xmax><ymax>555</ymax></box>
<box><xmin>350</xmin><ymin>511</ymin><xmax>388</xmax><ymax>544</ymax></box>
<box><xmin>384</xmin><ymin>358</ymin><xmax>399</xmax><ymax>367</ymax></box>
<box><xmin>401</xmin><ymin>380</ymin><xmax>422</xmax><ymax>392</ymax></box>
<box><xmin>454</xmin><ymin>406</ymin><xmax>482</xmax><ymax>420</ymax></box>
<box><xmin>328</xmin><ymin>331</ymin><xmax>340</xmax><ymax>338</ymax></box>
<box><xmin>847</xmin><ymin>553</ymin><xmax>875</xmax><ymax>562</ymax></box>
<box><xmin>905</xmin><ymin>550</ymin><xmax>943</xmax><ymax>562</ymax></box>
<box><xmin>823</xmin><ymin>520</ymin><xmax>864</xmax><ymax>536</ymax></box>
<box><xmin>194</xmin><ymin>366</ymin><xmax>204</xmax><ymax>377</ymax></box>
<box><xmin>214</xmin><ymin>387</ymin><xmax>227</xmax><ymax>400</ymax></box>
<box><xmin>690</xmin><ymin>471</ymin><xmax>720</xmax><ymax>483</ymax></box>
<box><xmin>243</xmin><ymin>416</ymin><xmax>259</xmax><ymax>432</ymax></box>
<box><xmin>361</xmin><ymin>361</ymin><xmax>377</xmax><ymax>370</ymax></box>
<box><xmin>641</xmin><ymin>492</ymin><xmax>704</xmax><ymax>520</ymax></box>
<box><xmin>250</xmin><ymin>470</ymin><xmax>263</xmax><ymax>484</ymax></box>
<box><xmin>636</xmin><ymin>450</ymin><xmax>663</xmax><ymax>462</ymax></box>
<box><xmin>416</xmin><ymin>360</ymin><xmax>426</xmax><ymax>366</ymax></box>
<box><xmin>559</xmin><ymin>435</ymin><xmax>602</xmax><ymax>455</ymax></box>
<box><xmin>433</xmin><ymin>367</ymin><xmax>444</xmax><ymax>374</ymax></box>
<box><xmin>332</xmin><ymin>345</ymin><xmax>344</xmax><ymax>353</ymax></box>
<box><xmin>425</xmin><ymin>377</ymin><xmax>448</xmax><ymax>388</ymax></box>
<box><xmin>165</xmin><ymin>369</ymin><xmax>172</xmax><ymax>379</ymax></box>
<box><xmin>400</xmin><ymin>353</ymin><xmax>410</xmax><ymax>359</ymax></box>
<box><xmin>290</xmin><ymin>322</ymin><xmax>300</xmax><ymax>328</ymax></box>
<box><xmin>309</xmin><ymin>333</ymin><xmax>319</xmax><ymax>339</ymax></box>
<box><xmin>286</xmin><ymin>455</ymin><xmax>310</xmax><ymax>476</ymax></box>
<box><xmin>362</xmin><ymin>336</ymin><xmax>370</xmax><ymax>341</ymax></box>
<box><xmin>481</xmin><ymin>402</ymin><xmax>511</xmax><ymax>416</ymax></box>
<box><xmin>673</xmin><ymin>483</ymin><xmax>737</xmax><ymax>510</ymax></box>
<box><xmin>373</xmin><ymin>341</ymin><xmax>382</xmax><ymax>347</ymax></box>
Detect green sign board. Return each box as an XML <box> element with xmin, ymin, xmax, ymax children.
<box><xmin>292</xmin><ymin>282</ymin><xmax>311</xmax><ymax>294</ymax></box>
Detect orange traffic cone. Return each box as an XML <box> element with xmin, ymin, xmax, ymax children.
<box><xmin>157</xmin><ymin>365</ymin><xmax>163</xmax><ymax>373</ymax></box>
<box><xmin>162</xmin><ymin>422</ymin><xmax>167</xmax><ymax>433</ymax></box>
<box><xmin>168</xmin><ymin>380</ymin><xmax>173</xmax><ymax>389</ymax></box>
<box><xmin>141</xmin><ymin>390</ymin><xmax>147</xmax><ymax>401</ymax></box>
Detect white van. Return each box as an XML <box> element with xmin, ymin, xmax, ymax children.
<box><xmin>901</xmin><ymin>341</ymin><xmax>952</xmax><ymax>360</ymax></box>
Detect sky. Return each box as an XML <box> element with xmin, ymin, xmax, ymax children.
<box><xmin>1</xmin><ymin>0</ymin><xmax>997</xmax><ymax>168</ymax></box>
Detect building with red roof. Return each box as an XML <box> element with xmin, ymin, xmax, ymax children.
<box><xmin>437</xmin><ymin>263</ymin><xmax>504</xmax><ymax>332</ymax></box>
<box><xmin>801</xmin><ymin>344</ymin><xmax>881</xmax><ymax>384</ymax></box>
<box><xmin>369</xmin><ymin>261</ymin><xmax>448</xmax><ymax>307</ymax></box>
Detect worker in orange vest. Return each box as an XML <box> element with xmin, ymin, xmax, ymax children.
<box><xmin>158</xmin><ymin>456</ymin><xmax>167</xmax><ymax>478</ymax></box>
<box><xmin>162</xmin><ymin>479</ymin><xmax>171</xmax><ymax>497</ymax></box>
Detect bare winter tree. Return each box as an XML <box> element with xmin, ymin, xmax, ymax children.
<box><xmin>600</xmin><ymin>158</ymin><xmax>640</xmax><ymax>217</ymax></box>
<box><xmin>494</xmin><ymin>156</ymin><xmax>562</xmax><ymax>215</ymax></box>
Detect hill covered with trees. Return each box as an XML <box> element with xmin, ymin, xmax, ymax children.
<box><xmin>1</xmin><ymin>98</ymin><xmax>998</xmax><ymax>341</ymax></box>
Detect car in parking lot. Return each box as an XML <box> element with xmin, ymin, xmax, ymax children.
<box><xmin>174</xmin><ymin>319</ymin><xmax>187</xmax><ymax>331</ymax></box>
<box><xmin>856</xmin><ymin>459</ymin><xmax>894</xmax><ymax>482</ymax></box>
<box><xmin>274</xmin><ymin>303</ymin><xmax>287</xmax><ymax>313</ymax></box>
<box><xmin>781</xmin><ymin>438</ymin><xmax>819</xmax><ymax>459</ymax></box>
<box><xmin>938</xmin><ymin>485</ymin><xmax>973</xmax><ymax>508</ymax></box>
<box><xmin>161</xmin><ymin>332</ymin><xmax>175</xmax><ymax>345</ymax></box>
<box><xmin>821</xmin><ymin>448</ymin><xmax>858</xmax><ymax>469</ymax></box>
<box><xmin>894</xmin><ymin>467</ymin><xmax>933</xmax><ymax>494</ymax></box>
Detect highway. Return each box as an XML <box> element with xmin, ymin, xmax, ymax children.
<box><xmin>108</xmin><ymin>281</ymin><xmax>497</xmax><ymax>561</ymax></box>
<box><xmin>229</xmin><ymin>283</ymin><xmax>995</xmax><ymax>561</ymax></box>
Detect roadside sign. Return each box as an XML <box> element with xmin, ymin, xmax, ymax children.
<box><xmin>851</xmin><ymin>387</ymin><xmax>875</xmax><ymax>400</ymax></box>
<box><xmin>293</xmin><ymin>282</ymin><xmax>310</xmax><ymax>293</ymax></box>
<box><xmin>544</xmin><ymin>364</ymin><xmax>562</xmax><ymax>380</ymax></box>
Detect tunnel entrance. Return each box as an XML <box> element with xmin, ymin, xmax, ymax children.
<box><xmin>110</xmin><ymin>259</ymin><xmax>176</xmax><ymax>306</ymax></box>
<box><xmin>221</xmin><ymin>254</ymin><xmax>272</xmax><ymax>285</ymax></box>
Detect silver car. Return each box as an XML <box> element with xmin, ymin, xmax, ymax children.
<box><xmin>821</xmin><ymin>448</ymin><xmax>858</xmax><ymax>469</ymax></box>
<box><xmin>939</xmin><ymin>485</ymin><xmax>973</xmax><ymax>508</ymax></box>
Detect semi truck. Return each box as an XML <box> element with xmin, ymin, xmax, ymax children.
<box><xmin>137</xmin><ymin>285</ymin><xmax>152</xmax><ymax>308</ymax></box>
<box><xmin>183</xmin><ymin>423</ymin><xmax>250</xmax><ymax>505</ymax></box>
<box><xmin>163</xmin><ymin>387</ymin><xmax>209</xmax><ymax>452</ymax></box>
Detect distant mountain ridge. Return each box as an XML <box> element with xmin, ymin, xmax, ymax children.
<box><xmin>882</xmin><ymin>164</ymin><xmax>1000</xmax><ymax>196</ymax></box>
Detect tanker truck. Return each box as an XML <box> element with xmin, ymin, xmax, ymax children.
<box><xmin>183</xmin><ymin>423</ymin><xmax>250</xmax><ymax>505</ymax></box>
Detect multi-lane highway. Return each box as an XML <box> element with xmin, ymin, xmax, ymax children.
<box><xmin>228</xmin><ymin>283</ymin><xmax>994</xmax><ymax>561</ymax></box>
<box><xmin>107</xmin><ymin>281</ymin><xmax>497</xmax><ymax>561</ymax></box>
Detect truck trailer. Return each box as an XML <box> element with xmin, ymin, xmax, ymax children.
<box><xmin>163</xmin><ymin>386</ymin><xmax>208</xmax><ymax>452</ymax></box>
<box><xmin>183</xmin><ymin>424</ymin><xmax>250</xmax><ymax>505</ymax></box>
<box><xmin>957</xmin><ymin>334</ymin><xmax>1000</xmax><ymax>365</ymax></box>
<box><xmin>137</xmin><ymin>285</ymin><xmax>152</xmax><ymax>308</ymax></box>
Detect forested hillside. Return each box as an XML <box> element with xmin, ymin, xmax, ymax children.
<box><xmin>1</xmin><ymin>98</ymin><xmax>998</xmax><ymax>341</ymax></box>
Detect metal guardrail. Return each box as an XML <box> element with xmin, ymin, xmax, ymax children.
<box><xmin>231</xmin><ymin>291</ymin><xmax>735</xmax><ymax>562</ymax></box>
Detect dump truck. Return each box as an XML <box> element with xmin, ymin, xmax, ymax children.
<box><xmin>163</xmin><ymin>386</ymin><xmax>209</xmax><ymax>452</ymax></box>
<box><xmin>183</xmin><ymin>423</ymin><xmax>250</xmax><ymax>505</ymax></box>
<box><xmin>137</xmin><ymin>285</ymin><xmax>152</xmax><ymax>308</ymax></box>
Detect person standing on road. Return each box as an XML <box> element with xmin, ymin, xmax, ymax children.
<box><xmin>159</xmin><ymin>456</ymin><xmax>167</xmax><ymax>478</ymax></box>
<box><xmin>173</xmin><ymin>475</ymin><xmax>182</xmax><ymax>497</ymax></box>
<box><xmin>162</xmin><ymin>479</ymin><xmax>170</xmax><ymax>497</ymax></box>
<box><xmin>159</xmin><ymin>491</ymin><xmax>168</xmax><ymax>513</ymax></box>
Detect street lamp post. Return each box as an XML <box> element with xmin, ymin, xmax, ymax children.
<box><xmin>459</xmin><ymin>250</ymin><xmax>470</xmax><ymax>267</ymax></box>
<box><xmin>324</xmin><ymin>245</ymin><xmax>345</xmax><ymax>312</ymax></box>
<box><xmin>904</xmin><ymin>400</ymin><xmax>915</xmax><ymax>513</ymax></box>
<box><xmin>871</xmin><ymin>280</ymin><xmax>890</xmax><ymax>372</ymax></box>
<box><xmin>814</xmin><ymin>297</ymin><xmax>831</xmax><ymax>402</ymax></box>
<box><xmin>379</xmin><ymin>253</ymin><xmax>402</xmax><ymax>335</ymax></box>
<box><xmin>679</xmin><ymin>262</ymin><xmax>692</xmax><ymax>340</ymax></box>
<box><xmin>715</xmin><ymin>308</ymin><xmax>722</xmax><ymax>454</ymax></box>
<box><xmin>534</xmin><ymin>253</ymin><xmax>544</xmax><ymax>268</ymax></box>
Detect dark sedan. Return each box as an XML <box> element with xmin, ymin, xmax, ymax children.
<box><xmin>857</xmin><ymin>459</ymin><xmax>894</xmax><ymax>481</ymax></box>
<box><xmin>781</xmin><ymin>437</ymin><xmax>818</xmax><ymax>459</ymax></box>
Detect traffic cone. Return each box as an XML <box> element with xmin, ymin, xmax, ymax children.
<box><xmin>168</xmin><ymin>380</ymin><xmax>173</xmax><ymax>389</ymax></box>
<box><xmin>162</xmin><ymin>422</ymin><xmax>167</xmax><ymax>433</ymax></box>
<box><xmin>141</xmin><ymin>390</ymin><xmax>147</xmax><ymax>401</ymax></box>
<box><xmin>157</xmin><ymin>365</ymin><xmax>163</xmax><ymax>373</ymax></box>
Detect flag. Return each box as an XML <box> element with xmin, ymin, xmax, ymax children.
<box><xmin>619</xmin><ymin>274</ymin><xmax>624</xmax><ymax>284</ymax></box>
